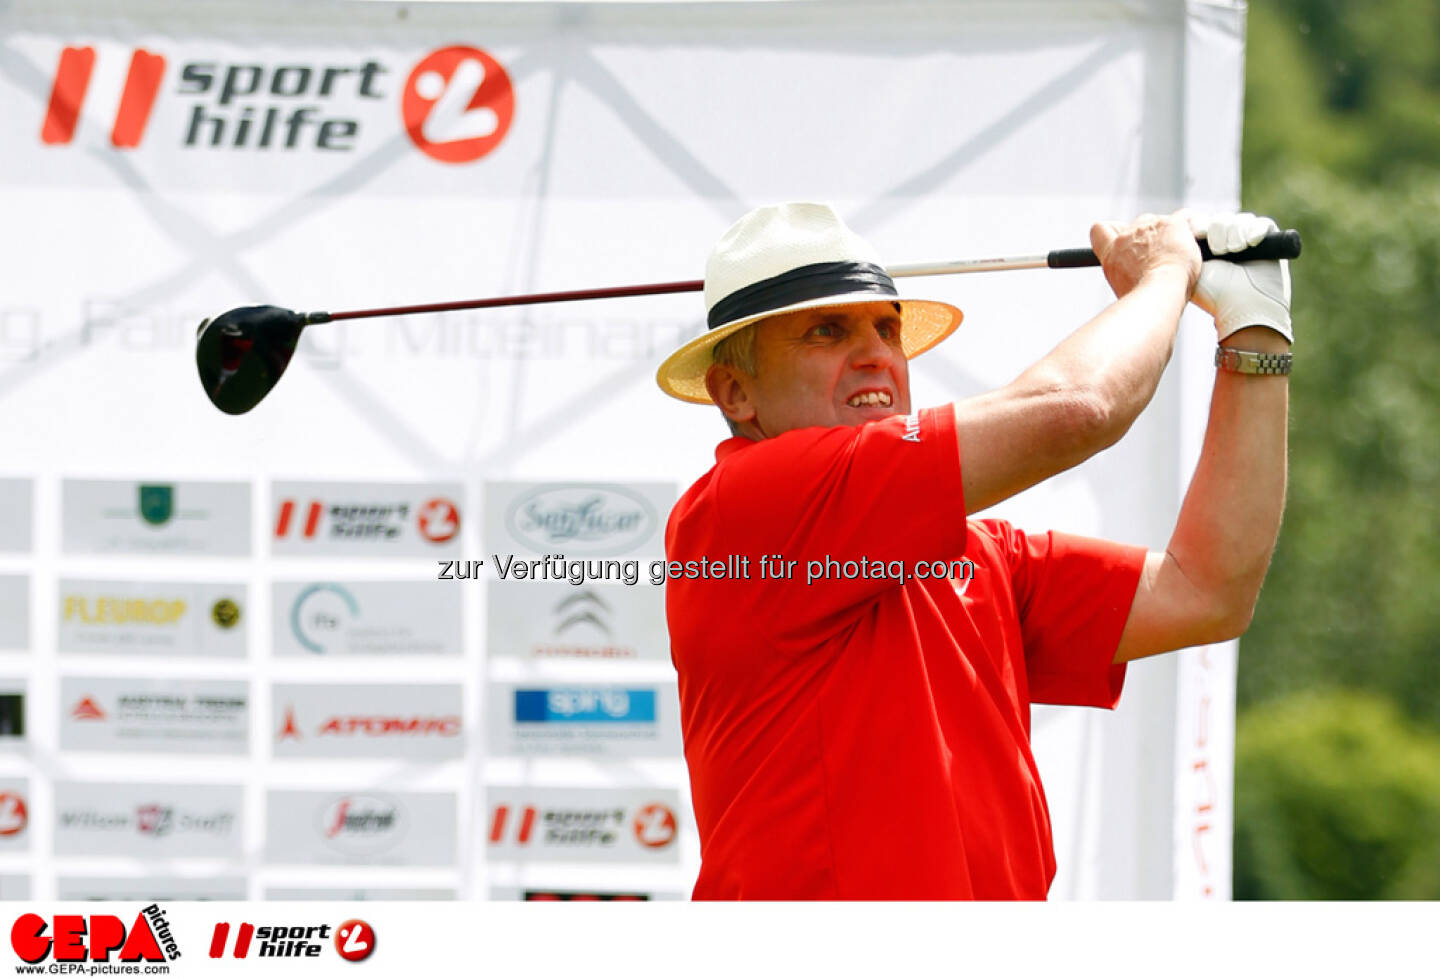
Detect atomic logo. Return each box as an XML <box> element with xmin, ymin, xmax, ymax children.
<box><xmin>417</xmin><ymin>497</ymin><xmax>460</xmax><ymax>543</ymax></box>
<box><xmin>401</xmin><ymin>46</ymin><xmax>515</xmax><ymax>164</ymax></box>
<box><xmin>71</xmin><ymin>697</ymin><xmax>106</xmax><ymax>721</ymax></box>
<box><xmin>277</xmin><ymin>706</ymin><xmax>302</xmax><ymax>741</ymax></box>
<box><xmin>42</xmin><ymin>46</ymin><xmax>166</xmax><ymax>148</ymax></box>
<box><xmin>0</xmin><ymin>792</ymin><xmax>28</xmax><ymax>836</ymax></box>
<box><xmin>633</xmin><ymin>803</ymin><xmax>678</xmax><ymax>849</ymax></box>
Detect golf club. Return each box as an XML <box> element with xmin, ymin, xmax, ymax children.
<box><xmin>196</xmin><ymin>229</ymin><xmax>1302</xmax><ymax>415</ymax></box>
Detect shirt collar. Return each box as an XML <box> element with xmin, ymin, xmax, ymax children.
<box><xmin>715</xmin><ymin>436</ymin><xmax>757</xmax><ymax>463</ymax></box>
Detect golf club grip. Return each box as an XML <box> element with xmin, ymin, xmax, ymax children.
<box><xmin>1047</xmin><ymin>229</ymin><xmax>1302</xmax><ymax>269</ymax></box>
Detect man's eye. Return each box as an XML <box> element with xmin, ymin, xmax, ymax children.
<box><xmin>810</xmin><ymin>323</ymin><xmax>841</xmax><ymax>339</ymax></box>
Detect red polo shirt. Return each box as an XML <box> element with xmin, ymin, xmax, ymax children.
<box><xmin>665</xmin><ymin>406</ymin><xmax>1146</xmax><ymax>899</ymax></box>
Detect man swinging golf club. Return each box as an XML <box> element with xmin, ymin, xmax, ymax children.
<box><xmin>656</xmin><ymin>203</ymin><xmax>1292</xmax><ymax>899</ymax></box>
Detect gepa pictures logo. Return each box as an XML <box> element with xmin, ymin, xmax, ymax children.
<box><xmin>41</xmin><ymin>42</ymin><xmax>514</xmax><ymax>163</ymax></box>
<box><xmin>10</xmin><ymin>904</ymin><xmax>179</xmax><ymax>964</ymax></box>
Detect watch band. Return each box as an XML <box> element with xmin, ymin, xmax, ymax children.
<box><xmin>1215</xmin><ymin>347</ymin><xmax>1292</xmax><ymax>375</ymax></box>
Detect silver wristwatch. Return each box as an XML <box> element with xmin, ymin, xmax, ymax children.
<box><xmin>1214</xmin><ymin>347</ymin><xmax>1293</xmax><ymax>375</ymax></box>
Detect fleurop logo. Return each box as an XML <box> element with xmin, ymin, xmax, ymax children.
<box><xmin>319</xmin><ymin>795</ymin><xmax>404</xmax><ymax>856</ymax></box>
<box><xmin>10</xmin><ymin>906</ymin><xmax>179</xmax><ymax>964</ymax></box>
<box><xmin>42</xmin><ymin>43</ymin><xmax>514</xmax><ymax>164</ymax></box>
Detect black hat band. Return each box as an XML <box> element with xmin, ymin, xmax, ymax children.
<box><xmin>706</xmin><ymin>261</ymin><xmax>898</xmax><ymax>331</ymax></box>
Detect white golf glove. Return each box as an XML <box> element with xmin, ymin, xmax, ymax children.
<box><xmin>1191</xmin><ymin>212</ymin><xmax>1293</xmax><ymax>343</ymax></box>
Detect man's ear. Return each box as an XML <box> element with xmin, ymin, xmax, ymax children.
<box><xmin>705</xmin><ymin>363</ymin><xmax>756</xmax><ymax>426</ymax></box>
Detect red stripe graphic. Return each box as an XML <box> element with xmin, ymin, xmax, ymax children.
<box><xmin>303</xmin><ymin>501</ymin><xmax>324</xmax><ymax>538</ymax></box>
<box><xmin>489</xmin><ymin>805</ymin><xmax>508</xmax><ymax>843</ymax></box>
<box><xmin>275</xmin><ymin>500</ymin><xmax>295</xmax><ymax>536</ymax></box>
<box><xmin>518</xmin><ymin>806</ymin><xmax>536</xmax><ymax>843</ymax></box>
<box><xmin>208</xmin><ymin>923</ymin><xmax>229</xmax><ymax>958</ymax></box>
<box><xmin>110</xmin><ymin>49</ymin><xmax>166</xmax><ymax>148</ymax></box>
<box><xmin>234</xmin><ymin>922</ymin><xmax>254</xmax><ymax>958</ymax></box>
<box><xmin>41</xmin><ymin>46</ymin><xmax>95</xmax><ymax>145</ymax></box>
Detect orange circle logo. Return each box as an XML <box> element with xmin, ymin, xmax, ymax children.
<box><xmin>402</xmin><ymin>46</ymin><xmax>515</xmax><ymax>164</ymax></box>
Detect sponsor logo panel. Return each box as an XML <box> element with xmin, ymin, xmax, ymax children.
<box><xmin>266</xmin><ymin>790</ymin><xmax>456</xmax><ymax>866</ymax></box>
<box><xmin>0</xmin><ymin>576</ymin><xmax>28</xmax><ymax>650</ymax></box>
<box><xmin>489</xmin><ymin>887</ymin><xmax>683</xmax><ymax>901</ymax></box>
<box><xmin>272</xmin><ymin>683</ymin><xmax>463</xmax><ymax>759</ymax></box>
<box><xmin>263</xmin><ymin>886</ymin><xmax>456</xmax><ymax>900</ymax></box>
<box><xmin>486</xmin><ymin>578</ymin><xmax>668</xmax><ymax>662</ymax></box>
<box><xmin>58</xmin><ymin>578</ymin><xmax>247</xmax><ymax>657</ymax></box>
<box><xmin>273</xmin><ymin>580</ymin><xmax>461</xmax><ymax>656</ymax></box>
<box><xmin>57</xmin><ymin>876</ymin><xmax>248</xmax><ymax>900</ymax></box>
<box><xmin>61</xmin><ymin>479</ymin><xmax>251</xmax><ymax>556</ymax></box>
<box><xmin>487</xmin><ymin>681</ymin><xmax>683</xmax><ymax>758</ymax></box>
<box><xmin>59</xmin><ymin>676</ymin><xmax>248</xmax><ymax>754</ymax></box>
<box><xmin>486</xmin><ymin>785</ymin><xmax>681</xmax><ymax>864</ymax></box>
<box><xmin>272</xmin><ymin>480</ymin><xmax>463</xmax><ymax>557</ymax></box>
<box><xmin>0</xmin><ymin>875</ymin><xmax>30</xmax><ymax>899</ymax></box>
<box><xmin>39</xmin><ymin>42</ymin><xmax>515</xmax><ymax>167</ymax></box>
<box><xmin>53</xmin><ymin>781</ymin><xmax>243</xmax><ymax>857</ymax></box>
<box><xmin>485</xmin><ymin>481</ymin><xmax>674</xmax><ymax>558</ymax></box>
<box><xmin>0</xmin><ymin>479</ymin><xmax>32</xmax><ymax>552</ymax></box>
<box><xmin>0</xmin><ymin>778</ymin><xmax>30</xmax><ymax>851</ymax></box>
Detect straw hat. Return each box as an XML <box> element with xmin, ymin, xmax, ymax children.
<box><xmin>656</xmin><ymin>202</ymin><xmax>962</xmax><ymax>403</ymax></box>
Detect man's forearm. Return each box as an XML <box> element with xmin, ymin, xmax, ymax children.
<box><xmin>1167</xmin><ymin>325</ymin><xmax>1290</xmax><ymax>633</ymax></box>
<box><xmin>1017</xmin><ymin>265</ymin><xmax>1191</xmax><ymax>446</ymax></box>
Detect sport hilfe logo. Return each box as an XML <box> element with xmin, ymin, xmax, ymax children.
<box><xmin>209</xmin><ymin>919</ymin><xmax>373</xmax><ymax>961</ymax></box>
<box><xmin>10</xmin><ymin>906</ymin><xmax>179</xmax><ymax>964</ymax></box>
<box><xmin>41</xmin><ymin>43</ymin><xmax>514</xmax><ymax>164</ymax></box>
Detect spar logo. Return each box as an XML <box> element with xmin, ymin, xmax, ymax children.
<box><xmin>10</xmin><ymin>905</ymin><xmax>180</xmax><ymax>964</ymax></box>
<box><xmin>209</xmin><ymin>918</ymin><xmax>374</xmax><ymax>962</ymax></box>
<box><xmin>41</xmin><ymin>43</ymin><xmax>514</xmax><ymax>164</ymax></box>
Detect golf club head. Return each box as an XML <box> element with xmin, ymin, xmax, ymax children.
<box><xmin>195</xmin><ymin>305</ymin><xmax>306</xmax><ymax>415</ymax></box>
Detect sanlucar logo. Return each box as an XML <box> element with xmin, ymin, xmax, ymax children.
<box><xmin>318</xmin><ymin>795</ymin><xmax>405</xmax><ymax>856</ymax></box>
<box><xmin>505</xmin><ymin>485</ymin><xmax>656</xmax><ymax>554</ymax></box>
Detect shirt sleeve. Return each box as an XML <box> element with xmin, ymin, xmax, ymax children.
<box><xmin>713</xmin><ymin>407</ymin><xmax>966</xmax><ymax>624</ymax></box>
<box><xmin>988</xmin><ymin>521</ymin><xmax>1147</xmax><ymax>708</ymax></box>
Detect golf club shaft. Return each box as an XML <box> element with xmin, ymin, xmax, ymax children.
<box><xmin>312</xmin><ymin>229</ymin><xmax>1301</xmax><ymax>324</ymax></box>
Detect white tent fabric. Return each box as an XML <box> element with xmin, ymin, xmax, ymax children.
<box><xmin>0</xmin><ymin>0</ymin><xmax>1244</xmax><ymax>899</ymax></box>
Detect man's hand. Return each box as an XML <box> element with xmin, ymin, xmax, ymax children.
<box><xmin>1190</xmin><ymin>212</ymin><xmax>1293</xmax><ymax>343</ymax></box>
<box><xmin>1090</xmin><ymin>211</ymin><xmax>1202</xmax><ymax>299</ymax></box>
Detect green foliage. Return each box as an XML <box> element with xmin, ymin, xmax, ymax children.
<box><xmin>1234</xmin><ymin>690</ymin><xmax>1440</xmax><ymax>899</ymax></box>
<box><xmin>1238</xmin><ymin>167</ymin><xmax>1440</xmax><ymax>726</ymax></box>
<box><xmin>1245</xmin><ymin>0</ymin><xmax>1440</xmax><ymax>183</ymax></box>
<box><xmin>1234</xmin><ymin>1</ymin><xmax>1440</xmax><ymax>898</ymax></box>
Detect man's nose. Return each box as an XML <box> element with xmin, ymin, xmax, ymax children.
<box><xmin>848</xmin><ymin>325</ymin><xmax>896</xmax><ymax>369</ymax></box>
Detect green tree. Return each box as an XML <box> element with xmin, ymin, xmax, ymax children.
<box><xmin>1235</xmin><ymin>690</ymin><xmax>1440</xmax><ymax>899</ymax></box>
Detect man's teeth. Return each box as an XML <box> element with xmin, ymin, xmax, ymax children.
<box><xmin>847</xmin><ymin>392</ymin><xmax>892</xmax><ymax>407</ymax></box>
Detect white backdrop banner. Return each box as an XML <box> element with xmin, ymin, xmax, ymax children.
<box><xmin>0</xmin><ymin>0</ymin><xmax>1244</xmax><ymax>900</ymax></box>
